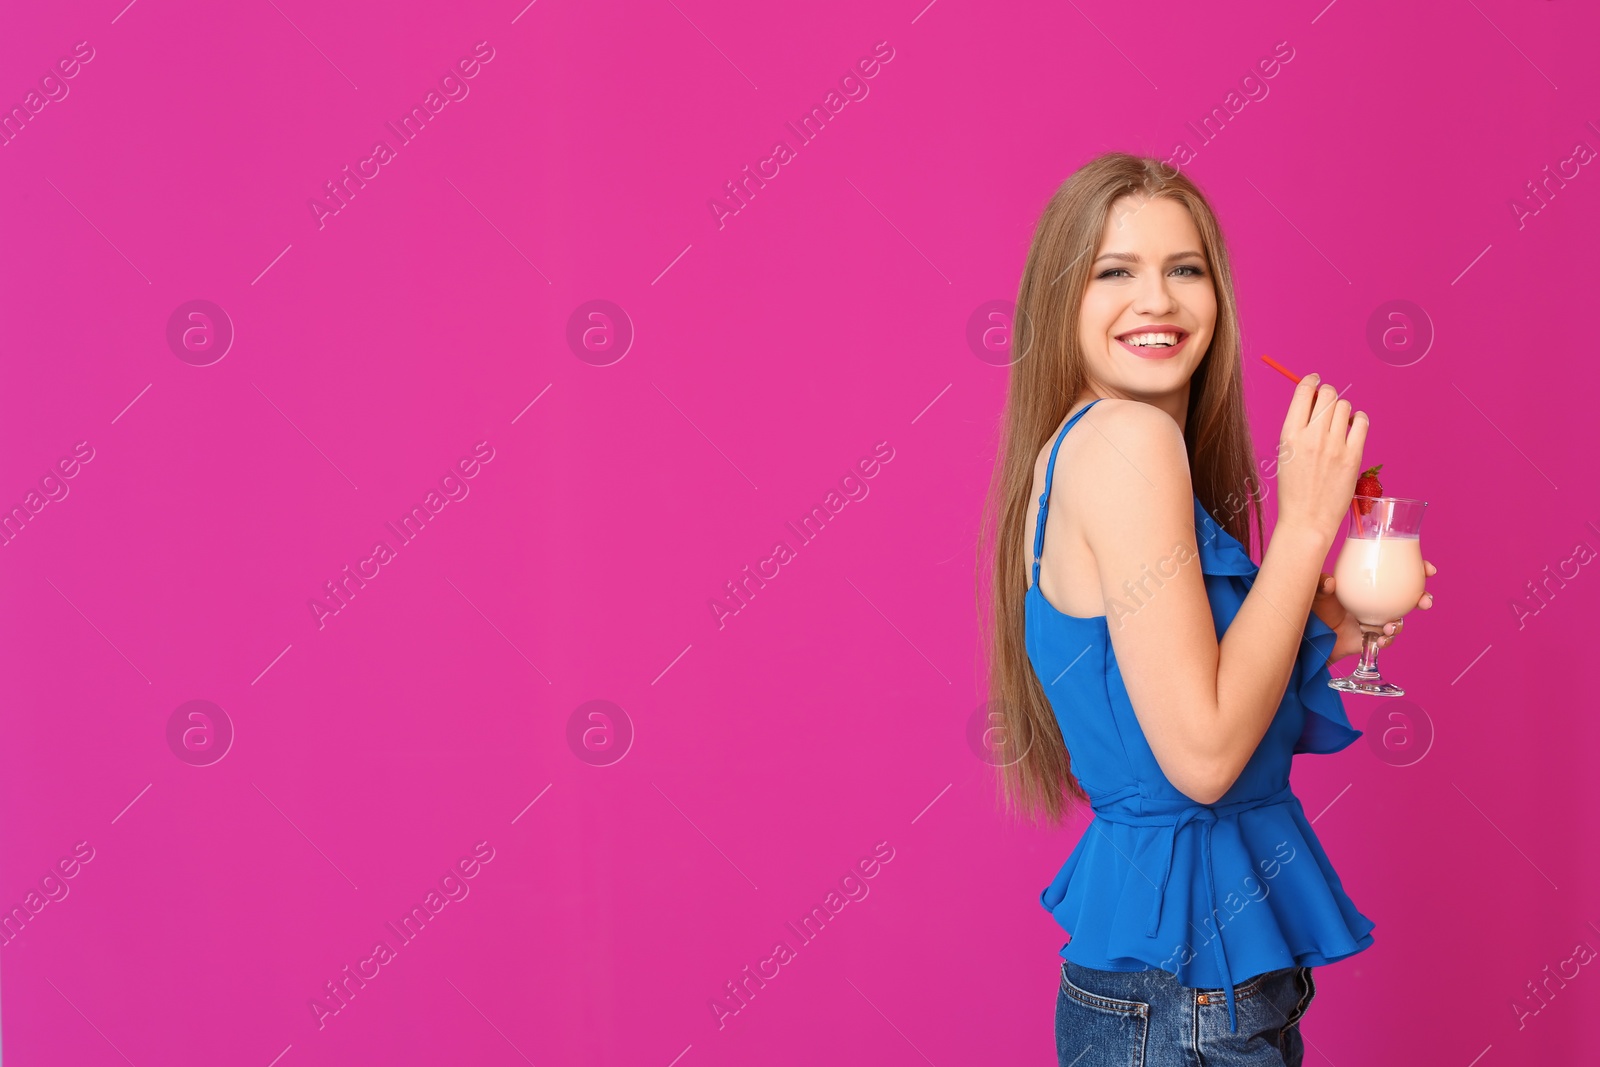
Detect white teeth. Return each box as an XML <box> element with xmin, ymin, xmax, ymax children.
<box><xmin>1121</xmin><ymin>332</ymin><xmax>1180</xmax><ymax>347</ymax></box>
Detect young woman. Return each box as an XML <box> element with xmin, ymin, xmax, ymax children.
<box><xmin>978</xmin><ymin>154</ymin><xmax>1436</xmax><ymax>1065</ymax></box>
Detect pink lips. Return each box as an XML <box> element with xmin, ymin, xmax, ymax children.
<box><xmin>1115</xmin><ymin>331</ymin><xmax>1190</xmax><ymax>360</ymax></box>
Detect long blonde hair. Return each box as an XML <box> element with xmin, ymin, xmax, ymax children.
<box><xmin>976</xmin><ymin>152</ymin><xmax>1263</xmax><ymax>827</ymax></box>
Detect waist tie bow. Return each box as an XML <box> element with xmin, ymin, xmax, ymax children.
<box><xmin>1087</xmin><ymin>783</ymin><xmax>1300</xmax><ymax>1034</ymax></box>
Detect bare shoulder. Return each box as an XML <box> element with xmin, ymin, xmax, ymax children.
<box><xmin>1048</xmin><ymin>399</ymin><xmax>1194</xmax><ymax>561</ymax></box>
<box><xmin>1070</xmin><ymin>399</ymin><xmax>1191</xmax><ymax>495</ymax></box>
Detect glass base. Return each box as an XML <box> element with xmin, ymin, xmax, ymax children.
<box><xmin>1328</xmin><ymin>675</ymin><xmax>1405</xmax><ymax>698</ymax></box>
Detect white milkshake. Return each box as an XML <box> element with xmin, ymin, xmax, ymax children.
<box><xmin>1333</xmin><ymin>534</ymin><xmax>1425</xmax><ymax>627</ymax></box>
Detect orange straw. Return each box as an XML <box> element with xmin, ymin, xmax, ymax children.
<box><xmin>1260</xmin><ymin>355</ymin><xmax>1301</xmax><ymax>383</ymax></box>
<box><xmin>1260</xmin><ymin>355</ymin><xmax>1355</xmax><ymax>428</ymax></box>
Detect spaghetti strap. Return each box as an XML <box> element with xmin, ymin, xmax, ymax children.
<box><xmin>1032</xmin><ymin>398</ymin><xmax>1104</xmax><ymax>587</ymax></box>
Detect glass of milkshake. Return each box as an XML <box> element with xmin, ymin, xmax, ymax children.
<box><xmin>1328</xmin><ymin>496</ymin><xmax>1428</xmax><ymax>697</ymax></box>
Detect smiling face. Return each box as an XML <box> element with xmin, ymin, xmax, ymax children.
<box><xmin>1076</xmin><ymin>194</ymin><xmax>1217</xmax><ymax>410</ymax></box>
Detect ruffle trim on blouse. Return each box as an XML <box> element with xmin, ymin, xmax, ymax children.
<box><xmin>1191</xmin><ymin>498</ymin><xmax>1363</xmax><ymax>756</ymax></box>
<box><xmin>1040</xmin><ymin>788</ymin><xmax>1377</xmax><ymax>1032</ymax></box>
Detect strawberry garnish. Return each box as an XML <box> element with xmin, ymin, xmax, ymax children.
<box><xmin>1354</xmin><ymin>464</ymin><xmax>1383</xmax><ymax>515</ymax></box>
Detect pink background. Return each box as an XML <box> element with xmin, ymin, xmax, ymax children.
<box><xmin>2</xmin><ymin>0</ymin><xmax>1596</xmax><ymax>1063</ymax></box>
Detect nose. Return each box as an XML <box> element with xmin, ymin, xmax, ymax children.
<box><xmin>1130</xmin><ymin>269</ymin><xmax>1180</xmax><ymax>317</ymax></box>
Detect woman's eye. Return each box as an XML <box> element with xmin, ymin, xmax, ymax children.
<box><xmin>1096</xmin><ymin>265</ymin><xmax>1205</xmax><ymax>279</ymax></box>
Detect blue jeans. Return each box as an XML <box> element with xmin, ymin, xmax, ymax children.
<box><xmin>1055</xmin><ymin>959</ymin><xmax>1316</xmax><ymax>1066</ymax></box>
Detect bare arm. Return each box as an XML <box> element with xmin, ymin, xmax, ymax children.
<box><xmin>1074</xmin><ymin>377</ymin><xmax>1364</xmax><ymax>804</ymax></box>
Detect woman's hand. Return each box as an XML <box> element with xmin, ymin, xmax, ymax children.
<box><xmin>1275</xmin><ymin>374</ymin><xmax>1368</xmax><ymax>547</ymax></box>
<box><xmin>1314</xmin><ymin>559</ymin><xmax>1438</xmax><ymax>664</ymax></box>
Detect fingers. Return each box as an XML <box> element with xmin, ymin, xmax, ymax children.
<box><xmin>1346</xmin><ymin>409</ymin><xmax>1369</xmax><ymax>451</ymax></box>
<box><xmin>1423</xmin><ymin>559</ymin><xmax>1437</xmax><ymax>576</ymax></box>
<box><xmin>1317</xmin><ymin>572</ymin><xmax>1335</xmax><ymax>596</ymax></box>
<box><xmin>1308</xmin><ymin>381</ymin><xmax>1338</xmax><ymax>427</ymax></box>
<box><xmin>1286</xmin><ymin>371</ymin><xmax>1320</xmax><ymax>428</ymax></box>
<box><xmin>1327</xmin><ymin>397</ymin><xmax>1352</xmax><ymax>437</ymax></box>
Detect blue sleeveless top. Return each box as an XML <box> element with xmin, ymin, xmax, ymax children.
<box><xmin>1027</xmin><ymin>399</ymin><xmax>1376</xmax><ymax>1033</ymax></box>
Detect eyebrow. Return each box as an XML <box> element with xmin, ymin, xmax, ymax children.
<box><xmin>1093</xmin><ymin>250</ymin><xmax>1205</xmax><ymax>264</ymax></box>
